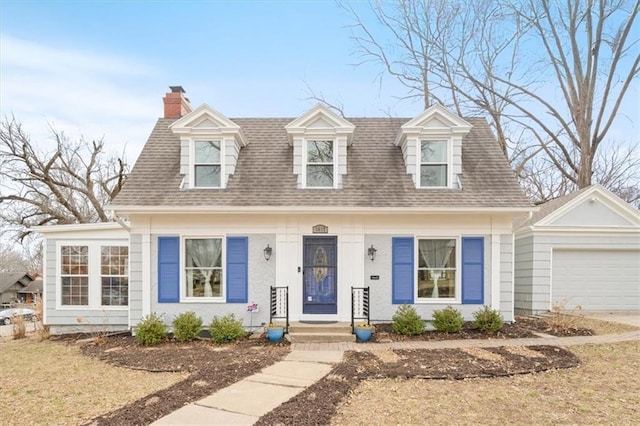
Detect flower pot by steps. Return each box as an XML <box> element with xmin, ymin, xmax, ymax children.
<box><xmin>267</xmin><ymin>327</ymin><xmax>284</xmax><ymax>342</ymax></box>
<box><xmin>354</xmin><ymin>326</ymin><xmax>373</xmax><ymax>342</ymax></box>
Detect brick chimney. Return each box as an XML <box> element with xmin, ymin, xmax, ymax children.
<box><xmin>163</xmin><ymin>86</ymin><xmax>192</xmax><ymax>119</ymax></box>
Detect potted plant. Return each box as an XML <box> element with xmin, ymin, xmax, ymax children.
<box><xmin>266</xmin><ymin>323</ymin><xmax>285</xmax><ymax>342</ymax></box>
<box><xmin>354</xmin><ymin>323</ymin><xmax>373</xmax><ymax>342</ymax></box>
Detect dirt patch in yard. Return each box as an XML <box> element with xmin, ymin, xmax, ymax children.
<box><xmin>256</xmin><ymin>345</ymin><xmax>579</xmax><ymax>426</ymax></box>
<box><xmin>77</xmin><ymin>334</ymin><xmax>290</xmax><ymax>425</ymax></box>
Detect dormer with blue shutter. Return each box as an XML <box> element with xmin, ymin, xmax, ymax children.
<box><xmin>285</xmin><ymin>104</ymin><xmax>355</xmax><ymax>189</ymax></box>
<box><xmin>395</xmin><ymin>104</ymin><xmax>472</xmax><ymax>189</ymax></box>
<box><xmin>170</xmin><ymin>104</ymin><xmax>247</xmax><ymax>189</ymax></box>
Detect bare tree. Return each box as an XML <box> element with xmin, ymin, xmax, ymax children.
<box><xmin>0</xmin><ymin>117</ymin><xmax>128</xmax><ymax>240</ymax></box>
<box><xmin>489</xmin><ymin>0</ymin><xmax>640</xmax><ymax>190</ymax></box>
<box><xmin>0</xmin><ymin>243</ymin><xmax>42</xmax><ymax>274</ymax></box>
<box><xmin>340</xmin><ymin>0</ymin><xmax>640</xmax><ymax>202</ymax></box>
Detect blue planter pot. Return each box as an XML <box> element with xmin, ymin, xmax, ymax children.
<box><xmin>267</xmin><ymin>327</ymin><xmax>284</xmax><ymax>342</ymax></box>
<box><xmin>355</xmin><ymin>327</ymin><xmax>373</xmax><ymax>342</ymax></box>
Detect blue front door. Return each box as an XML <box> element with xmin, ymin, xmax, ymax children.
<box><xmin>303</xmin><ymin>236</ymin><xmax>337</xmax><ymax>314</ymax></box>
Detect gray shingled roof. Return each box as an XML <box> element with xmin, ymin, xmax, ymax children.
<box><xmin>0</xmin><ymin>272</ymin><xmax>31</xmax><ymax>293</ymax></box>
<box><xmin>112</xmin><ymin>117</ymin><xmax>532</xmax><ymax>209</ymax></box>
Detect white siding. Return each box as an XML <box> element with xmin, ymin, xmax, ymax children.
<box><xmin>148</xmin><ymin>234</ymin><xmax>276</xmax><ymax>329</ymax></box>
<box><xmin>515</xmin><ymin>233</ymin><xmax>640</xmax><ymax>314</ymax></box>
<box><xmin>44</xmin><ymin>236</ymin><xmax>129</xmax><ymax>334</ymax></box>
<box><xmin>129</xmin><ymin>233</ymin><xmax>143</xmax><ymax>326</ymax></box>
<box><xmin>179</xmin><ymin>139</ymin><xmax>189</xmax><ymax>176</ymax></box>
<box><xmin>292</xmin><ymin>137</ymin><xmax>303</xmax><ymax>187</ymax></box>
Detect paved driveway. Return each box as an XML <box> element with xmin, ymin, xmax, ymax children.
<box><xmin>584</xmin><ymin>312</ymin><xmax>640</xmax><ymax>327</ymax></box>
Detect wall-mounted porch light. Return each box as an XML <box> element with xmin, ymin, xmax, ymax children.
<box><xmin>367</xmin><ymin>244</ymin><xmax>377</xmax><ymax>261</ymax></box>
<box><xmin>263</xmin><ymin>244</ymin><xmax>273</xmax><ymax>261</ymax></box>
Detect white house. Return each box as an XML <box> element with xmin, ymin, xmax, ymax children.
<box><xmin>37</xmin><ymin>86</ymin><xmax>534</xmax><ymax>334</ymax></box>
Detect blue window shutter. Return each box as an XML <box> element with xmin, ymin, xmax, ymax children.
<box><xmin>158</xmin><ymin>236</ymin><xmax>180</xmax><ymax>303</ymax></box>
<box><xmin>392</xmin><ymin>237</ymin><xmax>414</xmax><ymax>304</ymax></box>
<box><xmin>462</xmin><ymin>237</ymin><xmax>484</xmax><ymax>304</ymax></box>
<box><xmin>226</xmin><ymin>237</ymin><xmax>248</xmax><ymax>303</ymax></box>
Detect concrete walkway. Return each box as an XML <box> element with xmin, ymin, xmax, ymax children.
<box><xmin>153</xmin><ymin>330</ymin><xmax>639</xmax><ymax>425</ymax></box>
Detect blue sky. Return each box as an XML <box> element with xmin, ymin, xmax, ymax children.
<box><xmin>1</xmin><ymin>1</ymin><xmax>411</xmax><ymax>162</ymax></box>
<box><xmin>1</xmin><ymin>0</ymin><xmax>637</xmax><ymax>164</ymax></box>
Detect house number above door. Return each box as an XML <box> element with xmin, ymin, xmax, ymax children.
<box><xmin>312</xmin><ymin>224</ymin><xmax>328</xmax><ymax>234</ymax></box>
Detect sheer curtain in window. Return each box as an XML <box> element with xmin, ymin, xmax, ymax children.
<box><xmin>419</xmin><ymin>240</ymin><xmax>454</xmax><ymax>298</ymax></box>
<box><xmin>186</xmin><ymin>239</ymin><xmax>222</xmax><ymax>297</ymax></box>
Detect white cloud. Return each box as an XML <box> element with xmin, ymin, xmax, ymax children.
<box><xmin>0</xmin><ymin>34</ymin><xmax>163</xmax><ymax>163</ymax></box>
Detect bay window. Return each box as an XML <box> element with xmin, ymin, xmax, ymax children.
<box><xmin>101</xmin><ymin>246</ymin><xmax>129</xmax><ymax>306</ymax></box>
<box><xmin>61</xmin><ymin>246</ymin><xmax>89</xmax><ymax>306</ymax></box>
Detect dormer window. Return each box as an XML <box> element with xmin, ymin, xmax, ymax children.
<box><xmin>306</xmin><ymin>140</ymin><xmax>334</xmax><ymax>188</ymax></box>
<box><xmin>194</xmin><ymin>140</ymin><xmax>221</xmax><ymax>188</ymax></box>
<box><xmin>169</xmin><ymin>104</ymin><xmax>247</xmax><ymax>190</ymax></box>
<box><xmin>395</xmin><ymin>104</ymin><xmax>472</xmax><ymax>189</ymax></box>
<box><xmin>285</xmin><ymin>104</ymin><xmax>355</xmax><ymax>190</ymax></box>
<box><xmin>420</xmin><ymin>140</ymin><xmax>448</xmax><ymax>187</ymax></box>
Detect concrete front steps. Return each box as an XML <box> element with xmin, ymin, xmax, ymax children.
<box><xmin>287</xmin><ymin>322</ymin><xmax>355</xmax><ymax>343</ymax></box>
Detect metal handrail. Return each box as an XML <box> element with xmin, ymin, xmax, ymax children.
<box><xmin>269</xmin><ymin>286</ymin><xmax>289</xmax><ymax>333</ymax></box>
<box><xmin>351</xmin><ymin>286</ymin><xmax>370</xmax><ymax>333</ymax></box>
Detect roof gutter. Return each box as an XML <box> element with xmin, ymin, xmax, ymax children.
<box><xmin>108</xmin><ymin>205</ymin><xmax>538</xmax><ymax>215</ymax></box>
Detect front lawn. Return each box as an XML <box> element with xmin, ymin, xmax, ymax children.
<box><xmin>0</xmin><ymin>337</ymin><xmax>186</xmax><ymax>425</ymax></box>
<box><xmin>331</xmin><ymin>341</ymin><xmax>640</xmax><ymax>425</ymax></box>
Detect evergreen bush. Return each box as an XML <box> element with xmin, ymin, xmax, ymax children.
<box><xmin>209</xmin><ymin>314</ymin><xmax>246</xmax><ymax>343</ymax></box>
<box><xmin>135</xmin><ymin>313</ymin><xmax>168</xmax><ymax>346</ymax></box>
<box><xmin>432</xmin><ymin>306</ymin><xmax>464</xmax><ymax>333</ymax></box>
<box><xmin>172</xmin><ymin>311</ymin><xmax>203</xmax><ymax>342</ymax></box>
<box><xmin>392</xmin><ymin>305</ymin><xmax>425</xmax><ymax>336</ymax></box>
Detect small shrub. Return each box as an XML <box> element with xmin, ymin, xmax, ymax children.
<box><xmin>209</xmin><ymin>314</ymin><xmax>246</xmax><ymax>343</ymax></box>
<box><xmin>135</xmin><ymin>313</ymin><xmax>168</xmax><ymax>346</ymax></box>
<box><xmin>392</xmin><ymin>305</ymin><xmax>425</xmax><ymax>336</ymax></box>
<box><xmin>432</xmin><ymin>306</ymin><xmax>464</xmax><ymax>333</ymax></box>
<box><xmin>12</xmin><ymin>315</ymin><xmax>27</xmax><ymax>340</ymax></box>
<box><xmin>172</xmin><ymin>311</ymin><xmax>203</xmax><ymax>342</ymax></box>
<box><xmin>546</xmin><ymin>299</ymin><xmax>584</xmax><ymax>333</ymax></box>
<box><xmin>473</xmin><ymin>306</ymin><xmax>504</xmax><ymax>333</ymax></box>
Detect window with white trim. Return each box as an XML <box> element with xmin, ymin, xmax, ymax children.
<box><xmin>420</xmin><ymin>140</ymin><xmax>448</xmax><ymax>187</ymax></box>
<box><xmin>185</xmin><ymin>238</ymin><xmax>223</xmax><ymax>298</ymax></box>
<box><xmin>306</xmin><ymin>140</ymin><xmax>334</xmax><ymax>188</ymax></box>
<box><xmin>417</xmin><ymin>238</ymin><xmax>456</xmax><ymax>299</ymax></box>
<box><xmin>101</xmin><ymin>246</ymin><xmax>129</xmax><ymax>306</ymax></box>
<box><xmin>194</xmin><ymin>140</ymin><xmax>221</xmax><ymax>187</ymax></box>
<box><xmin>61</xmin><ymin>246</ymin><xmax>89</xmax><ymax>306</ymax></box>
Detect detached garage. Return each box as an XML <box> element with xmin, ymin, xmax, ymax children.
<box><xmin>515</xmin><ymin>185</ymin><xmax>640</xmax><ymax>314</ymax></box>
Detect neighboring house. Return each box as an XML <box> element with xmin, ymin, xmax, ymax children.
<box><xmin>514</xmin><ymin>184</ymin><xmax>640</xmax><ymax>314</ymax></box>
<box><xmin>0</xmin><ymin>272</ymin><xmax>36</xmax><ymax>307</ymax></box>
<box><xmin>18</xmin><ymin>278</ymin><xmax>42</xmax><ymax>304</ymax></box>
<box><xmin>36</xmin><ymin>86</ymin><xmax>534</xmax><ymax>334</ymax></box>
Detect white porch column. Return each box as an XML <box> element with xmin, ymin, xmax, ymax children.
<box><xmin>491</xmin><ymin>232</ymin><xmax>501</xmax><ymax>310</ymax></box>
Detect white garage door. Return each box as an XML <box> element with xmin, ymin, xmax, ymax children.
<box><xmin>552</xmin><ymin>249</ymin><xmax>640</xmax><ymax>311</ymax></box>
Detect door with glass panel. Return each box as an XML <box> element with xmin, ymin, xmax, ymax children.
<box><xmin>303</xmin><ymin>236</ymin><xmax>337</xmax><ymax>314</ymax></box>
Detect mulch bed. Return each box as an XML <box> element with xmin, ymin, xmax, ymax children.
<box><xmin>64</xmin><ymin>316</ymin><xmax>593</xmax><ymax>425</ymax></box>
<box><xmin>256</xmin><ymin>345</ymin><xmax>580</xmax><ymax>426</ymax></box>
<box><xmin>515</xmin><ymin>315</ymin><xmax>595</xmax><ymax>336</ymax></box>
<box><xmin>75</xmin><ymin>334</ymin><xmax>290</xmax><ymax>425</ymax></box>
<box><xmin>373</xmin><ymin>321</ymin><xmax>538</xmax><ymax>341</ymax></box>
